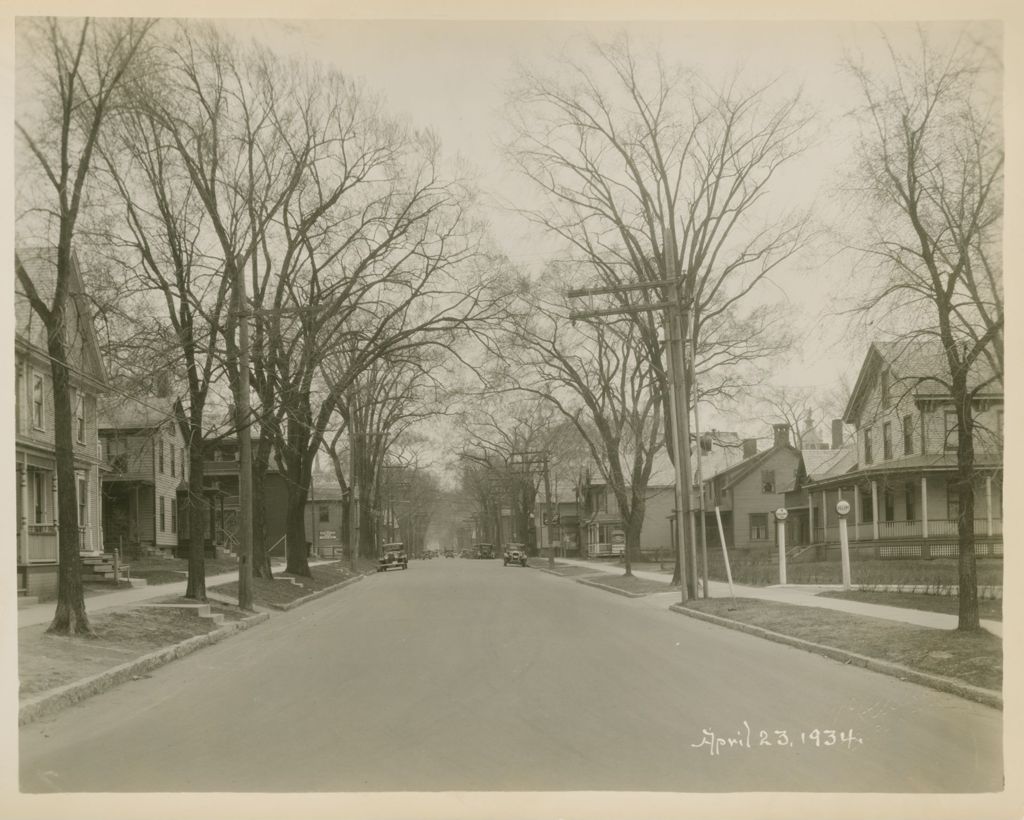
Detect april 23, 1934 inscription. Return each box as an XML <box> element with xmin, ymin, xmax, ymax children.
<box><xmin>690</xmin><ymin>721</ymin><xmax>864</xmax><ymax>757</ymax></box>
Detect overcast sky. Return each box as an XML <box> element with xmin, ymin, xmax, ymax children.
<box><xmin>212</xmin><ymin>18</ymin><xmax>1000</xmax><ymax>441</ymax></box>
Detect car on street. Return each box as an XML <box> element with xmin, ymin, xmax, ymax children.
<box><xmin>503</xmin><ymin>544</ymin><xmax>527</xmax><ymax>567</ymax></box>
<box><xmin>474</xmin><ymin>543</ymin><xmax>494</xmax><ymax>559</ymax></box>
<box><xmin>377</xmin><ymin>543</ymin><xmax>408</xmax><ymax>572</ymax></box>
<box><xmin>443</xmin><ymin>549</ymin><xmax>455</xmax><ymax>558</ymax></box>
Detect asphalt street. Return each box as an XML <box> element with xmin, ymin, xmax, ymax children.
<box><xmin>20</xmin><ymin>559</ymin><xmax>1002</xmax><ymax>792</ymax></box>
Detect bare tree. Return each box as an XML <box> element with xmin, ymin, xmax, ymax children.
<box><xmin>93</xmin><ymin>62</ymin><xmax>235</xmax><ymax>600</ymax></box>
<box><xmin>507</xmin><ymin>35</ymin><xmax>811</xmax><ymax>579</ymax></box>
<box><xmin>845</xmin><ymin>26</ymin><xmax>1002</xmax><ymax>630</ymax></box>
<box><xmin>498</xmin><ymin>270</ymin><xmax>665</xmax><ymax>576</ymax></box>
<box><xmin>15</xmin><ymin>17</ymin><xmax>154</xmax><ymax>635</ymax></box>
<box><xmin>458</xmin><ymin>396</ymin><xmax>569</xmax><ymax>555</ymax></box>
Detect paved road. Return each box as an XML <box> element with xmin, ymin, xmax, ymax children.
<box><xmin>20</xmin><ymin>559</ymin><xmax>1002</xmax><ymax>792</ymax></box>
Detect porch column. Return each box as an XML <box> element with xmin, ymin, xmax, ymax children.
<box><xmin>986</xmin><ymin>476</ymin><xmax>993</xmax><ymax>537</ymax></box>
<box><xmin>853</xmin><ymin>484</ymin><xmax>861</xmax><ymax>541</ymax></box>
<box><xmin>807</xmin><ymin>490</ymin><xmax>814</xmax><ymax>541</ymax></box>
<box><xmin>821</xmin><ymin>490</ymin><xmax>828</xmax><ymax>535</ymax></box>
<box><xmin>51</xmin><ymin>472</ymin><xmax>59</xmax><ymax>527</ymax></box>
<box><xmin>18</xmin><ymin>463</ymin><xmax>28</xmax><ymax>564</ymax></box>
<box><xmin>871</xmin><ymin>480</ymin><xmax>879</xmax><ymax>540</ymax></box>
<box><xmin>921</xmin><ymin>477</ymin><xmax>928</xmax><ymax>539</ymax></box>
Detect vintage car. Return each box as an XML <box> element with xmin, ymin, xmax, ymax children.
<box><xmin>377</xmin><ymin>543</ymin><xmax>409</xmax><ymax>572</ymax></box>
<box><xmin>474</xmin><ymin>543</ymin><xmax>495</xmax><ymax>559</ymax></box>
<box><xmin>503</xmin><ymin>543</ymin><xmax>527</xmax><ymax>567</ymax></box>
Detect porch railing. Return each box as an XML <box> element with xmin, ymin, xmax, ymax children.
<box><xmin>25</xmin><ymin>524</ymin><xmax>58</xmax><ymax>563</ymax></box>
<box><xmin>813</xmin><ymin>518</ymin><xmax>1002</xmax><ymax>543</ymax></box>
<box><xmin>587</xmin><ymin>542</ymin><xmax>625</xmax><ymax>558</ymax></box>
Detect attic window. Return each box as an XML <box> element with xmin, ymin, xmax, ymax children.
<box><xmin>761</xmin><ymin>470</ymin><xmax>775</xmax><ymax>494</ymax></box>
<box><xmin>881</xmin><ymin>367</ymin><xmax>891</xmax><ymax>408</ymax></box>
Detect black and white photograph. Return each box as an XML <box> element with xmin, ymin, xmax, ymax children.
<box><xmin>5</xmin><ymin>1</ymin><xmax>1019</xmax><ymax>818</ymax></box>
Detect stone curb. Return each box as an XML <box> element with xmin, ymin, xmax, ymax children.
<box><xmin>538</xmin><ymin>568</ymin><xmax>596</xmax><ymax>578</ymax></box>
<box><xmin>19</xmin><ymin>611</ymin><xmax>271</xmax><ymax>726</ymax></box>
<box><xmin>669</xmin><ymin>604</ymin><xmax>1002</xmax><ymax>710</ymax></box>
<box><xmin>268</xmin><ymin>574</ymin><xmax>365</xmax><ymax>611</ymax></box>
<box><xmin>576</xmin><ymin>578</ymin><xmax>647</xmax><ymax>598</ymax></box>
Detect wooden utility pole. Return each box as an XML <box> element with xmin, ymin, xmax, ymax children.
<box><xmin>568</xmin><ymin>276</ymin><xmax>695</xmax><ymax>602</ymax></box>
<box><xmin>348</xmin><ymin>429</ymin><xmax>359</xmax><ymax>572</ymax></box>
<box><xmin>691</xmin><ymin>358</ymin><xmax>710</xmax><ymax>598</ymax></box>
<box><xmin>235</xmin><ymin>255</ymin><xmax>254</xmax><ymax>611</ymax></box>
<box><xmin>542</xmin><ymin>453</ymin><xmax>554</xmax><ymax>570</ymax></box>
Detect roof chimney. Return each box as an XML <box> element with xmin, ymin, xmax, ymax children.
<box><xmin>742</xmin><ymin>438</ymin><xmax>758</xmax><ymax>459</ymax></box>
<box><xmin>772</xmin><ymin>423</ymin><xmax>790</xmax><ymax>448</ymax></box>
<box><xmin>831</xmin><ymin>419</ymin><xmax>844</xmax><ymax>450</ymax></box>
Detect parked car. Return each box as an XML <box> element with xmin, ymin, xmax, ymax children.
<box><xmin>377</xmin><ymin>543</ymin><xmax>408</xmax><ymax>572</ymax></box>
<box><xmin>504</xmin><ymin>544</ymin><xmax>527</xmax><ymax>567</ymax></box>
<box><xmin>474</xmin><ymin>543</ymin><xmax>494</xmax><ymax>559</ymax></box>
<box><xmin>444</xmin><ymin>549</ymin><xmax>455</xmax><ymax>558</ymax></box>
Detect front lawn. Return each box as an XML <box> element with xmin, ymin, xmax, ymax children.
<box><xmin>681</xmin><ymin>598</ymin><xmax>1002</xmax><ymax>692</ymax></box>
<box><xmin>584</xmin><ymin>573</ymin><xmax>675</xmax><ymax>595</ymax></box>
<box><xmin>19</xmin><ymin>602</ymin><xmax>243</xmax><ymax>698</ymax></box>
<box><xmin>209</xmin><ymin>561</ymin><xmax>358</xmax><ymax>607</ymax></box>
<box><xmin>120</xmin><ymin>555</ymin><xmax>243</xmax><ymax>586</ymax></box>
<box><xmin>818</xmin><ymin>590</ymin><xmax>1003</xmax><ymax>621</ymax></box>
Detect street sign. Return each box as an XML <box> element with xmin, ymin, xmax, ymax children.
<box><xmin>774</xmin><ymin>507</ymin><xmax>788</xmax><ymax>521</ymax></box>
<box><xmin>836</xmin><ymin>500</ymin><xmax>851</xmax><ymax>517</ymax></box>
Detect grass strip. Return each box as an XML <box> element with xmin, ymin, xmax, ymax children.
<box><xmin>680</xmin><ymin>597</ymin><xmax>1001</xmax><ymax>692</ymax></box>
<box><xmin>581</xmin><ymin>573</ymin><xmax>674</xmax><ymax>595</ymax></box>
<box><xmin>818</xmin><ymin>590</ymin><xmax>1002</xmax><ymax>621</ymax></box>
<box><xmin>209</xmin><ymin>561</ymin><xmax>357</xmax><ymax>607</ymax></box>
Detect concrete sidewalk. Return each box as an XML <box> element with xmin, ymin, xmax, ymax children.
<box><xmin>555</xmin><ymin>558</ymin><xmax>1002</xmax><ymax>638</ymax></box>
<box><xmin>18</xmin><ymin>559</ymin><xmax>334</xmax><ymax>629</ymax></box>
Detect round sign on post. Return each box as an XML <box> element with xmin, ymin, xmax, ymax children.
<box><xmin>836</xmin><ymin>500</ymin><xmax>852</xmax><ymax>589</ymax></box>
<box><xmin>774</xmin><ymin>507</ymin><xmax>788</xmax><ymax>521</ymax></box>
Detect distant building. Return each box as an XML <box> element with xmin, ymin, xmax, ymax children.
<box><xmin>580</xmin><ymin>431</ymin><xmax>745</xmax><ymax>559</ymax></box>
<box><xmin>99</xmin><ymin>396</ymin><xmax>190</xmax><ymax>557</ymax></box>
<box><xmin>202</xmin><ymin>437</ymin><xmax>290</xmax><ymax>558</ymax></box>
<box><xmin>700</xmin><ymin>424</ymin><xmax>807</xmax><ymax>554</ymax></box>
<box><xmin>304</xmin><ymin>466</ymin><xmax>346</xmax><ymax>557</ymax></box>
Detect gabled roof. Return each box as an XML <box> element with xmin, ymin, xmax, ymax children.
<box><xmin>99</xmin><ymin>395</ymin><xmax>183</xmax><ymax>434</ymax></box>
<box><xmin>588</xmin><ymin>432</ymin><xmax>746</xmax><ymax>491</ymax></box>
<box><xmin>801</xmin><ymin>446</ymin><xmax>857</xmax><ymax>483</ymax></box>
<box><xmin>845</xmin><ymin>340</ymin><xmax>1002</xmax><ymax>423</ymax></box>
<box><xmin>703</xmin><ymin>440</ymin><xmax>800</xmax><ymax>491</ymax></box>
<box><xmin>15</xmin><ymin>246</ymin><xmax>108</xmax><ymax>387</ymax></box>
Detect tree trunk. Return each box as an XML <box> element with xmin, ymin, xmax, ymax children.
<box><xmin>250</xmin><ymin>446</ymin><xmax>273</xmax><ymax>579</ymax></box>
<box><xmin>284</xmin><ymin>482</ymin><xmax>311</xmax><ymax>576</ymax></box>
<box><xmin>184</xmin><ymin>441</ymin><xmax>208</xmax><ymax>601</ymax></box>
<box><xmin>362</xmin><ymin>483</ymin><xmax>379</xmax><ymax>558</ymax></box>
<box><xmin>46</xmin><ymin>320</ymin><xmax>91</xmax><ymax>636</ymax></box>
<box><xmin>955</xmin><ymin>381</ymin><xmax>980</xmax><ymax>631</ymax></box>
<box><xmin>622</xmin><ymin>510</ymin><xmax>645</xmax><ymax>577</ymax></box>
